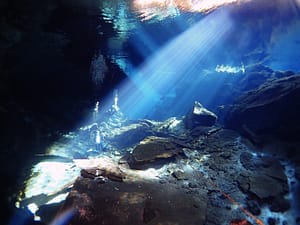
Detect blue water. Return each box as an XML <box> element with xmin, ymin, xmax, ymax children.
<box><xmin>95</xmin><ymin>1</ymin><xmax>300</xmax><ymax>120</ymax></box>
<box><xmin>9</xmin><ymin>1</ymin><xmax>300</xmax><ymax>224</ymax></box>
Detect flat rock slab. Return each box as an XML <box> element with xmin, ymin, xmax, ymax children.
<box><xmin>238</xmin><ymin>154</ymin><xmax>289</xmax><ymax>200</ymax></box>
<box><xmin>74</xmin><ymin>157</ymin><xmax>125</xmax><ymax>182</ymax></box>
<box><xmin>238</xmin><ymin>171</ymin><xmax>288</xmax><ymax>200</ymax></box>
<box><xmin>60</xmin><ymin>177</ymin><xmax>207</xmax><ymax>225</ymax></box>
<box><xmin>125</xmin><ymin>136</ymin><xmax>185</xmax><ymax>169</ymax></box>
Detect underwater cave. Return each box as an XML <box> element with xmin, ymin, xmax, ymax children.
<box><xmin>1</xmin><ymin>0</ymin><xmax>300</xmax><ymax>225</ymax></box>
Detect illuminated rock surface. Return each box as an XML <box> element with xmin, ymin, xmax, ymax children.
<box><xmin>184</xmin><ymin>101</ymin><xmax>218</xmax><ymax>129</ymax></box>
<box><xmin>122</xmin><ymin>136</ymin><xmax>186</xmax><ymax>169</ymax></box>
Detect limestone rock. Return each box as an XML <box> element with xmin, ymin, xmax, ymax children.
<box><xmin>124</xmin><ymin>136</ymin><xmax>185</xmax><ymax>169</ymax></box>
<box><xmin>74</xmin><ymin>157</ymin><xmax>125</xmax><ymax>182</ymax></box>
<box><xmin>59</xmin><ymin>177</ymin><xmax>207</xmax><ymax>225</ymax></box>
<box><xmin>184</xmin><ymin>101</ymin><xmax>217</xmax><ymax>129</ymax></box>
<box><xmin>248</xmin><ymin>174</ymin><xmax>284</xmax><ymax>198</ymax></box>
<box><xmin>225</xmin><ymin>74</ymin><xmax>300</xmax><ymax>143</ymax></box>
<box><xmin>237</xmin><ymin>157</ymin><xmax>288</xmax><ymax>200</ymax></box>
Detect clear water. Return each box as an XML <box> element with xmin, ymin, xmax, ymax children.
<box><xmin>94</xmin><ymin>0</ymin><xmax>300</xmax><ymax>120</ymax></box>
<box><xmin>11</xmin><ymin>1</ymin><xmax>300</xmax><ymax>225</ymax></box>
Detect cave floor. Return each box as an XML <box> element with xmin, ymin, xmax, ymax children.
<box><xmin>17</xmin><ymin>118</ymin><xmax>299</xmax><ymax>225</ymax></box>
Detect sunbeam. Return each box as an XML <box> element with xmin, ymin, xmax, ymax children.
<box><xmin>115</xmin><ymin>9</ymin><xmax>233</xmax><ymax>119</ymax></box>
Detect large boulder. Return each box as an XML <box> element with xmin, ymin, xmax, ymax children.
<box><xmin>58</xmin><ymin>177</ymin><xmax>207</xmax><ymax>225</ymax></box>
<box><xmin>224</xmin><ymin>74</ymin><xmax>300</xmax><ymax>143</ymax></box>
<box><xmin>184</xmin><ymin>101</ymin><xmax>217</xmax><ymax>129</ymax></box>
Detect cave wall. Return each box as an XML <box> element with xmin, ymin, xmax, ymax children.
<box><xmin>0</xmin><ymin>1</ymin><xmax>126</xmax><ymax>223</ymax></box>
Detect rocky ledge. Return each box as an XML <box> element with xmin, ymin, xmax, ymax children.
<box><xmin>224</xmin><ymin>74</ymin><xmax>300</xmax><ymax>146</ymax></box>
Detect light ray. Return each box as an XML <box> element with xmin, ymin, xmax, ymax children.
<box><xmin>115</xmin><ymin>9</ymin><xmax>233</xmax><ymax>119</ymax></box>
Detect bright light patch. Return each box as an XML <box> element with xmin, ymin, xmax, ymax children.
<box><xmin>27</xmin><ymin>203</ymin><xmax>39</xmax><ymax>214</ymax></box>
<box><xmin>199</xmin><ymin>154</ymin><xmax>210</xmax><ymax>162</ymax></box>
<box><xmin>46</xmin><ymin>193</ymin><xmax>70</xmax><ymax>205</ymax></box>
<box><xmin>133</xmin><ymin>0</ymin><xmax>249</xmax><ymax>20</ymax></box>
<box><xmin>178</xmin><ymin>0</ymin><xmax>244</xmax><ymax>13</ymax></box>
<box><xmin>125</xmin><ymin>166</ymin><xmax>163</xmax><ymax>181</ymax></box>
<box><xmin>24</xmin><ymin>162</ymin><xmax>80</xmax><ymax>199</ymax></box>
<box><xmin>143</xmin><ymin>168</ymin><xmax>160</xmax><ymax>178</ymax></box>
<box><xmin>168</xmin><ymin>118</ymin><xmax>181</xmax><ymax>129</ymax></box>
<box><xmin>133</xmin><ymin>0</ymin><xmax>180</xmax><ymax>20</ymax></box>
<box><xmin>215</xmin><ymin>63</ymin><xmax>245</xmax><ymax>74</ymax></box>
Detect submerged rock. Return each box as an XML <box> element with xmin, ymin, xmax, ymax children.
<box><xmin>123</xmin><ymin>136</ymin><xmax>185</xmax><ymax>169</ymax></box>
<box><xmin>225</xmin><ymin>74</ymin><xmax>300</xmax><ymax>144</ymax></box>
<box><xmin>237</xmin><ymin>155</ymin><xmax>289</xmax><ymax>212</ymax></box>
<box><xmin>74</xmin><ymin>157</ymin><xmax>125</xmax><ymax>182</ymax></box>
<box><xmin>184</xmin><ymin>101</ymin><xmax>217</xmax><ymax>129</ymax></box>
<box><xmin>59</xmin><ymin>177</ymin><xmax>207</xmax><ymax>225</ymax></box>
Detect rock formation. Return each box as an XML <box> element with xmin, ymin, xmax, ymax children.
<box><xmin>184</xmin><ymin>101</ymin><xmax>217</xmax><ymax>129</ymax></box>
<box><xmin>225</xmin><ymin>74</ymin><xmax>300</xmax><ymax>144</ymax></box>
